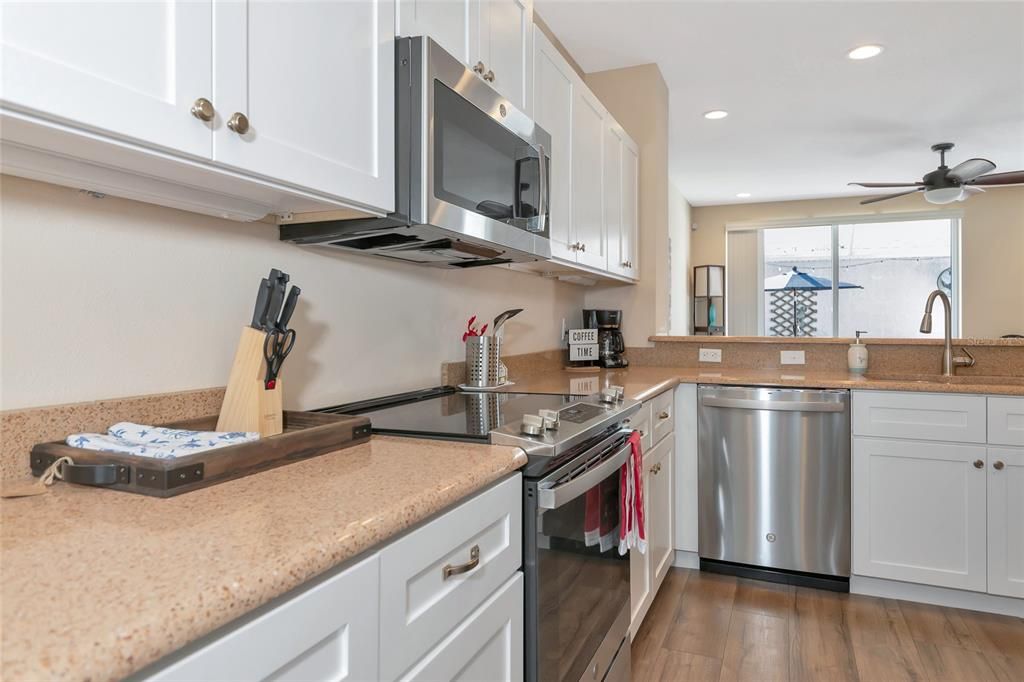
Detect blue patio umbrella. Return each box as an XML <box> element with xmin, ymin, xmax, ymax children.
<box><xmin>764</xmin><ymin>267</ymin><xmax>862</xmax><ymax>336</ymax></box>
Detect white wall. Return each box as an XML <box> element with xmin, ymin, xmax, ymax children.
<box><xmin>0</xmin><ymin>176</ymin><xmax>585</xmax><ymax>410</ymax></box>
<box><xmin>668</xmin><ymin>183</ymin><xmax>691</xmax><ymax>334</ymax></box>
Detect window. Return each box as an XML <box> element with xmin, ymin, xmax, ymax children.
<box><xmin>727</xmin><ymin>215</ymin><xmax>959</xmax><ymax>338</ymax></box>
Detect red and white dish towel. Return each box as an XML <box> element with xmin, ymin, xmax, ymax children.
<box><xmin>619</xmin><ymin>430</ymin><xmax>647</xmax><ymax>555</ymax></box>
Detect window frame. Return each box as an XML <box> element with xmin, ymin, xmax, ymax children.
<box><xmin>725</xmin><ymin>210</ymin><xmax>963</xmax><ymax>338</ymax></box>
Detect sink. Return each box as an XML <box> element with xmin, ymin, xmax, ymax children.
<box><xmin>865</xmin><ymin>373</ymin><xmax>1024</xmax><ymax>387</ymax></box>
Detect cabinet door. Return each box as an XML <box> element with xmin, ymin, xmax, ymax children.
<box><xmin>214</xmin><ymin>0</ymin><xmax>395</xmax><ymax>212</ymax></box>
<box><xmin>401</xmin><ymin>573</ymin><xmax>524</xmax><ymax>681</ymax></box>
<box><xmin>987</xmin><ymin>447</ymin><xmax>1024</xmax><ymax>598</ymax></box>
<box><xmin>396</xmin><ymin>0</ymin><xmax>479</xmax><ymax>67</ymax></box>
<box><xmin>531</xmin><ymin>29</ymin><xmax>575</xmax><ymax>261</ymax></box>
<box><xmin>619</xmin><ymin>138</ymin><xmax>640</xmax><ymax>280</ymax></box>
<box><xmin>479</xmin><ymin>0</ymin><xmax>532</xmax><ymax>113</ymax></box>
<box><xmin>0</xmin><ymin>1</ymin><xmax>213</xmax><ymax>158</ymax></box>
<box><xmin>852</xmin><ymin>437</ymin><xmax>987</xmax><ymax>592</ymax></box>
<box><xmin>148</xmin><ymin>554</ymin><xmax>380</xmax><ymax>681</ymax></box>
<box><xmin>571</xmin><ymin>86</ymin><xmax>606</xmax><ymax>269</ymax></box>
<box><xmin>603</xmin><ymin>120</ymin><xmax>624</xmax><ymax>273</ymax></box>
<box><xmin>648</xmin><ymin>435</ymin><xmax>675</xmax><ymax>593</ymax></box>
<box><xmin>629</xmin><ymin>465</ymin><xmax>651</xmax><ymax>635</ymax></box>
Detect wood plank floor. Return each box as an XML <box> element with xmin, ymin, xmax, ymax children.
<box><xmin>631</xmin><ymin>568</ymin><xmax>1024</xmax><ymax>682</ymax></box>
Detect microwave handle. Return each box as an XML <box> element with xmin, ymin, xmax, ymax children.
<box><xmin>535</xmin><ymin>144</ymin><xmax>548</xmax><ymax>232</ymax></box>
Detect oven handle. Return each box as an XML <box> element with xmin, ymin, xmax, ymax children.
<box><xmin>537</xmin><ymin>431</ymin><xmax>634</xmax><ymax>510</ymax></box>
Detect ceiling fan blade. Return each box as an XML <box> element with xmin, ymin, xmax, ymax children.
<box><xmin>860</xmin><ymin>187</ymin><xmax>925</xmax><ymax>205</ymax></box>
<box><xmin>848</xmin><ymin>182</ymin><xmax>924</xmax><ymax>188</ymax></box>
<box><xmin>947</xmin><ymin>158</ymin><xmax>996</xmax><ymax>182</ymax></box>
<box><xmin>968</xmin><ymin>170</ymin><xmax>1024</xmax><ymax>186</ymax></box>
<box><xmin>963</xmin><ymin>185</ymin><xmax>985</xmax><ymax>195</ymax></box>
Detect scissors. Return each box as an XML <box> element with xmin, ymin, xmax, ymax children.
<box><xmin>263</xmin><ymin>327</ymin><xmax>296</xmax><ymax>390</ymax></box>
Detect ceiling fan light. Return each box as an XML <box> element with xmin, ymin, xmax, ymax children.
<box><xmin>924</xmin><ymin>187</ymin><xmax>965</xmax><ymax>204</ymax></box>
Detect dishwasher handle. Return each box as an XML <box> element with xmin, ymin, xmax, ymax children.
<box><xmin>701</xmin><ymin>396</ymin><xmax>846</xmax><ymax>413</ymax></box>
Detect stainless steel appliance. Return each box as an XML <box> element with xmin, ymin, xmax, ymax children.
<box><xmin>584</xmin><ymin>309</ymin><xmax>628</xmax><ymax>369</ymax></box>
<box><xmin>698</xmin><ymin>385</ymin><xmax>851</xmax><ymax>589</ymax></box>
<box><xmin>321</xmin><ymin>386</ymin><xmax>639</xmax><ymax>681</ymax></box>
<box><xmin>281</xmin><ymin>37</ymin><xmax>552</xmax><ymax>268</ymax></box>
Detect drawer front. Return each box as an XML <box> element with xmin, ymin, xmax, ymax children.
<box><xmin>852</xmin><ymin>390</ymin><xmax>986</xmax><ymax>443</ymax></box>
<box><xmin>400</xmin><ymin>573</ymin><xmax>524</xmax><ymax>681</ymax></box>
<box><xmin>379</xmin><ymin>474</ymin><xmax>522</xmax><ymax>680</ymax></box>
<box><xmin>629</xmin><ymin>401</ymin><xmax>653</xmax><ymax>453</ymax></box>
<box><xmin>651</xmin><ymin>390</ymin><xmax>675</xmax><ymax>445</ymax></box>
<box><xmin>988</xmin><ymin>397</ymin><xmax>1024</xmax><ymax>447</ymax></box>
<box><xmin>147</xmin><ymin>554</ymin><xmax>379</xmax><ymax>682</ymax></box>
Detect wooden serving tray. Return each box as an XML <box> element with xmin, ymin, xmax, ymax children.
<box><xmin>29</xmin><ymin>411</ymin><xmax>371</xmax><ymax>498</ymax></box>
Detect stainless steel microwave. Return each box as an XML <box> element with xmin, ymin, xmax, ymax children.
<box><xmin>280</xmin><ymin>37</ymin><xmax>552</xmax><ymax>268</ymax></box>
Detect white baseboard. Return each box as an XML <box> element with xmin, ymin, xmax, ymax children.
<box><xmin>671</xmin><ymin>550</ymin><xmax>700</xmax><ymax>569</ymax></box>
<box><xmin>851</xmin><ymin>575</ymin><xmax>1024</xmax><ymax>618</ymax></box>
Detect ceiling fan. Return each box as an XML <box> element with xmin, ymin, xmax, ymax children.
<box><xmin>849</xmin><ymin>142</ymin><xmax>1024</xmax><ymax>205</ymax></box>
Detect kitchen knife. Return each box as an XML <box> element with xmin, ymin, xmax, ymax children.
<box><xmin>276</xmin><ymin>285</ymin><xmax>301</xmax><ymax>331</ymax></box>
<box><xmin>264</xmin><ymin>269</ymin><xmax>289</xmax><ymax>330</ymax></box>
<box><xmin>250</xmin><ymin>278</ymin><xmax>273</xmax><ymax>330</ymax></box>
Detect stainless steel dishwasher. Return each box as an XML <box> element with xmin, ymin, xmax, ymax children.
<box><xmin>698</xmin><ymin>385</ymin><xmax>851</xmax><ymax>589</ymax></box>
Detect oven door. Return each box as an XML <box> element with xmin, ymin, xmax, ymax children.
<box><xmin>524</xmin><ymin>430</ymin><xmax>632</xmax><ymax>682</ymax></box>
<box><xmin>417</xmin><ymin>37</ymin><xmax>551</xmax><ymax>259</ymax></box>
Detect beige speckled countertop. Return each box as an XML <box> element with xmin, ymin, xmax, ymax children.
<box><xmin>502</xmin><ymin>366</ymin><xmax>1024</xmax><ymax>399</ymax></box>
<box><xmin>1</xmin><ymin>436</ymin><xmax>526</xmax><ymax>682</ymax></box>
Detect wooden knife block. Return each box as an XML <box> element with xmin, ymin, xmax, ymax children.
<box><xmin>217</xmin><ymin>326</ymin><xmax>284</xmax><ymax>437</ymax></box>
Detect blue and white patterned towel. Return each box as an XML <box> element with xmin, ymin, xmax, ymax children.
<box><xmin>66</xmin><ymin>422</ymin><xmax>259</xmax><ymax>459</ymax></box>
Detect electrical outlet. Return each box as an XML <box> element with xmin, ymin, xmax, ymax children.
<box><xmin>699</xmin><ymin>348</ymin><xmax>722</xmax><ymax>363</ymax></box>
<box><xmin>780</xmin><ymin>350</ymin><xmax>806</xmax><ymax>365</ymax></box>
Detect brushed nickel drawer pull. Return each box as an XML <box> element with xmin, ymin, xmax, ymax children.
<box><xmin>443</xmin><ymin>545</ymin><xmax>480</xmax><ymax>580</ymax></box>
<box><xmin>658</xmin><ymin>411</ymin><xmax>670</xmax><ymax>420</ymax></box>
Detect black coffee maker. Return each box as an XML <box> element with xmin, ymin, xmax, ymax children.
<box><xmin>583</xmin><ymin>309</ymin><xmax>628</xmax><ymax>368</ymax></box>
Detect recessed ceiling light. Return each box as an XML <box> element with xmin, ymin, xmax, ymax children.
<box><xmin>703</xmin><ymin>110</ymin><xmax>729</xmax><ymax>120</ymax></box>
<box><xmin>847</xmin><ymin>44</ymin><xmax>884</xmax><ymax>60</ymax></box>
<box><xmin>736</xmin><ymin>192</ymin><xmax>752</xmax><ymax>198</ymax></box>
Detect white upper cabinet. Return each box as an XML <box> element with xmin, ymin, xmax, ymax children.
<box><xmin>214</xmin><ymin>0</ymin><xmax>395</xmax><ymax>212</ymax></box>
<box><xmin>479</xmin><ymin>0</ymin><xmax>533</xmax><ymax>113</ymax></box>
<box><xmin>396</xmin><ymin>0</ymin><xmax>532</xmax><ymax>112</ymax></box>
<box><xmin>571</xmin><ymin>85</ymin><xmax>607</xmax><ymax>270</ymax></box>
<box><xmin>605</xmin><ymin>119</ymin><xmax>640</xmax><ymax>279</ymax></box>
<box><xmin>396</xmin><ymin>0</ymin><xmax>480</xmax><ymax>66</ymax></box>
<box><xmin>531</xmin><ymin>29</ymin><xmax>575</xmax><ymax>261</ymax></box>
<box><xmin>0</xmin><ymin>1</ymin><xmax>213</xmax><ymax>158</ymax></box>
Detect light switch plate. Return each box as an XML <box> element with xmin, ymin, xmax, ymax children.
<box><xmin>699</xmin><ymin>348</ymin><xmax>722</xmax><ymax>363</ymax></box>
<box><xmin>780</xmin><ymin>350</ymin><xmax>806</xmax><ymax>365</ymax></box>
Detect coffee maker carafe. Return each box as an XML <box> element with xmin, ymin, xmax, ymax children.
<box><xmin>583</xmin><ymin>309</ymin><xmax>629</xmax><ymax>368</ymax></box>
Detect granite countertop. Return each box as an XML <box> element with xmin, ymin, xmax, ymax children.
<box><xmin>504</xmin><ymin>366</ymin><xmax>1024</xmax><ymax>399</ymax></box>
<box><xmin>0</xmin><ymin>436</ymin><xmax>527</xmax><ymax>682</ymax></box>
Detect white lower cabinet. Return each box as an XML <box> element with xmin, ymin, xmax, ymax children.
<box><xmin>852</xmin><ymin>437</ymin><xmax>988</xmax><ymax>592</ymax></box>
<box><xmin>401</xmin><ymin>573</ymin><xmax>524</xmax><ymax>681</ymax></box>
<box><xmin>147</xmin><ymin>554</ymin><xmax>380</xmax><ymax>682</ymax></box>
<box><xmin>143</xmin><ymin>474</ymin><xmax>523</xmax><ymax>681</ymax></box>
<box><xmin>987</xmin><ymin>447</ymin><xmax>1024</xmax><ymax>598</ymax></box>
<box><xmin>630</xmin><ymin>390</ymin><xmax>676</xmax><ymax>636</ymax></box>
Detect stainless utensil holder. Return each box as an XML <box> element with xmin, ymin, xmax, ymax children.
<box><xmin>466</xmin><ymin>336</ymin><xmax>504</xmax><ymax>387</ymax></box>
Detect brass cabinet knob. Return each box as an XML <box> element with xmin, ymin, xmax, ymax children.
<box><xmin>473</xmin><ymin>61</ymin><xmax>486</xmax><ymax>75</ymax></box>
<box><xmin>973</xmin><ymin>459</ymin><xmax>984</xmax><ymax>469</ymax></box>
<box><xmin>994</xmin><ymin>461</ymin><xmax>1005</xmax><ymax>471</ymax></box>
<box><xmin>190</xmin><ymin>97</ymin><xmax>214</xmax><ymax>122</ymax></box>
<box><xmin>484</xmin><ymin>69</ymin><xmax>495</xmax><ymax>82</ymax></box>
<box><xmin>227</xmin><ymin>112</ymin><xmax>250</xmax><ymax>135</ymax></box>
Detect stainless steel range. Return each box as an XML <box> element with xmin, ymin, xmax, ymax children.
<box><xmin>321</xmin><ymin>386</ymin><xmax>640</xmax><ymax>682</ymax></box>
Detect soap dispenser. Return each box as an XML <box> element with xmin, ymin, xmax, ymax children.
<box><xmin>848</xmin><ymin>330</ymin><xmax>869</xmax><ymax>374</ymax></box>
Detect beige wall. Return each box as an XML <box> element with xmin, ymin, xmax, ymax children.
<box><xmin>0</xmin><ymin>175</ymin><xmax>586</xmax><ymax>410</ymax></box>
<box><xmin>581</xmin><ymin>63</ymin><xmax>671</xmax><ymax>346</ymax></box>
<box><xmin>690</xmin><ymin>186</ymin><xmax>1024</xmax><ymax>338</ymax></box>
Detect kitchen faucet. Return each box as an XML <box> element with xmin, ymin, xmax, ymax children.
<box><xmin>919</xmin><ymin>290</ymin><xmax>975</xmax><ymax>376</ymax></box>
